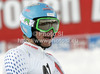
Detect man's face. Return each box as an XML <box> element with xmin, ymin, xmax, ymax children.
<box><xmin>35</xmin><ymin>30</ymin><xmax>54</xmax><ymax>48</ymax></box>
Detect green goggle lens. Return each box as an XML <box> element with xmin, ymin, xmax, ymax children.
<box><xmin>36</xmin><ymin>18</ymin><xmax>59</xmax><ymax>33</ymax></box>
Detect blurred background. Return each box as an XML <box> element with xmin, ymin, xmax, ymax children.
<box><xmin>0</xmin><ymin>0</ymin><xmax>100</xmax><ymax>74</ymax></box>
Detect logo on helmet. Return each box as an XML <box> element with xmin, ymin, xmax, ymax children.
<box><xmin>47</xmin><ymin>13</ymin><xmax>54</xmax><ymax>17</ymax></box>
<box><xmin>24</xmin><ymin>18</ymin><xmax>30</xmax><ymax>25</ymax></box>
<box><xmin>25</xmin><ymin>9</ymin><xmax>30</xmax><ymax>12</ymax></box>
<box><xmin>43</xmin><ymin>5</ymin><xmax>53</xmax><ymax>10</ymax></box>
<box><xmin>20</xmin><ymin>14</ymin><xmax>35</xmax><ymax>27</ymax></box>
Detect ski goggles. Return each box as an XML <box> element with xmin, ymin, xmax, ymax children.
<box><xmin>36</xmin><ymin>17</ymin><xmax>60</xmax><ymax>33</ymax></box>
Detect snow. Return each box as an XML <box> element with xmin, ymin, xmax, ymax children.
<box><xmin>1</xmin><ymin>49</ymin><xmax>100</xmax><ymax>74</ymax></box>
<box><xmin>0</xmin><ymin>54</ymin><xmax>5</xmax><ymax>74</ymax></box>
<box><xmin>50</xmin><ymin>49</ymin><xmax>100</xmax><ymax>74</ymax></box>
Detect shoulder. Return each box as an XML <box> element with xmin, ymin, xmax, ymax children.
<box><xmin>4</xmin><ymin>44</ymin><xmax>29</xmax><ymax>63</ymax></box>
<box><xmin>4</xmin><ymin>45</ymin><xmax>28</xmax><ymax>73</ymax></box>
<box><xmin>5</xmin><ymin>44</ymin><xmax>27</xmax><ymax>59</ymax></box>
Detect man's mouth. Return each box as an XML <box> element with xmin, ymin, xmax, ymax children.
<box><xmin>44</xmin><ymin>36</ymin><xmax>52</xmax><ymax>39</ymax></box>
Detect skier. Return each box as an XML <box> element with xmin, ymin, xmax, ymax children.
<box><xmin>4</xmin><ymin>3</ymin><xmax>64</xmax><ymax>74</ymax></box>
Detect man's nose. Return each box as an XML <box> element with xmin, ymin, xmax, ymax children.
<box><xmin>47</xmin><ymin>29</ymin><xmax>54</xmax><ymax>33</ymax></box>
<box><xmin>45</xmin><ymin>29</ymin><xmax>54</xmax><ymax>37</ymax></box>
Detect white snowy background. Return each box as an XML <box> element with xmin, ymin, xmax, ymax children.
<box><xmin>1</xmin><ymin>48</ymin><xmax>100</xmax><ymax>74</ymax></box>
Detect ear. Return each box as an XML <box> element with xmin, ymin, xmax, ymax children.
<box><xmin>23</xmin><ymin>34</ymin><xmax>30</xmax><ymax>42</ymax></box>
<box><xmin>23</xmin><ymin>34</ymin><xmax>27</xmax><ymax>39</ymax></box>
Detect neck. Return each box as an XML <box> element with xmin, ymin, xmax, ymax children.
<box><xmin>25</xmin><ymin>38</ymin><xmax>46</xmax><ymax>50</ymax></box>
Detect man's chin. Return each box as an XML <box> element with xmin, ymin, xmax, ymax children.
<box><xmin>41</xmin><ymin>43</ymin><xmax>52</xmax><ymax>49</ymax></box>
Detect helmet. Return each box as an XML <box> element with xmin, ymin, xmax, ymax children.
<box><xmin>20</xmin><ymin>3</ymin><xmax>57</xmax><ymax>38</ymax></box>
